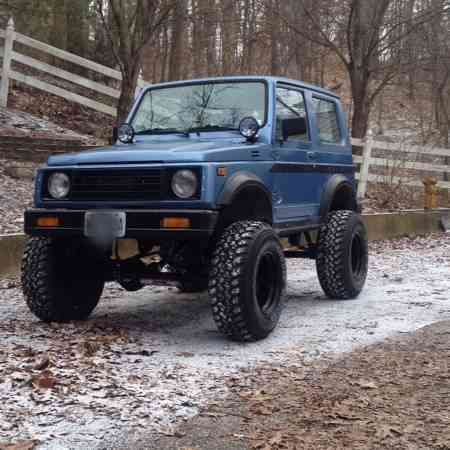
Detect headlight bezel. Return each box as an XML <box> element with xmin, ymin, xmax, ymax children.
<box><xmin>171</xmin><ymin>169</ymin><xmax>199</xmax><ymax>199</ymax></box>
<box><xmin>47</xmin><ymin>172</ymin><xmax>71</xmax><ymax>200</ymax></box>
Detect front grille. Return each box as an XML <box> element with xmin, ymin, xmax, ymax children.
<box><xmin>70</xmin><ymin>169</ymin><xmax>164</xmax><ymax>201</ymax></box>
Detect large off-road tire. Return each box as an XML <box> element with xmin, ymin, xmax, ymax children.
<box><xmin>21</xmin><ymin>237</ymin><xmax>105</xmax><ymax>322</ymax></box>
<box><xmin>316</xmin><ymin>210</ymin><xmax>368</xmax><ymax>299</ymax></box>
<box><xmin>209</xmin><ymin>221</ymin><xmax>286</xmax><ymax>342</ymax></box>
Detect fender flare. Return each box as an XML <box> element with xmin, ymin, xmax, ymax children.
<box><xmin>319</xmin><ymin>174</ymin><xmax>357</xmax><ymax>220</ymax></box>
<box><xmin>217</xmin><ymin>171</ymin><xmax>272</xmax><ymax>207</ymax></box>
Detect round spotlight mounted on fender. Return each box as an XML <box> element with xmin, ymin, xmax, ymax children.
<box><xmin>239</xmin><ymin>117</ymin><xmax>260</xmax><ymax>142</ymax></box>
<box><xmin>118</xmin><ymin>123</ymin><xmax>135</xmax><ymax>144</ymax></box>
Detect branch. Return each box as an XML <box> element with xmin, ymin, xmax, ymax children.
<box><xmin>95</xmin><ymin>0</ymin><xmax>125</xmax><ymax>74</ymax></box>
<box><xmin>369</xmin><ymin>70</ymin><xmax>398</xmax><ymax>105</ymax></box>
<box><xmin>270</xmin><ymin>0</ymin><xmax>350</xmax><ymax>69</ymax></box>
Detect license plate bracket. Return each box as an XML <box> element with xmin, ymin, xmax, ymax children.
<box><xmin>84</xmin><ymin>211</ymin><xmax>126</xmax><ymax>239</ymax></box>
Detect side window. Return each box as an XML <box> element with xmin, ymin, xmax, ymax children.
<box><xmin>312</xmin><ymin>97</ymin><xmax>341</xmax><ymax>144</ymax></box>
<box><xmin>276</xmin><ymin>87</ymin><xmax>309</xmax><ymax>141</ymax></box>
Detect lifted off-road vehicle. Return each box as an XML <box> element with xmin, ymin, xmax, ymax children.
<box><xmin>22</xmin><ymin>76</ymin><xmax>368</xmax><ymax>342</ymax></box>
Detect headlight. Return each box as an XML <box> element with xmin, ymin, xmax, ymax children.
<box><xmin>171</xmin><ymin>170</ymin><xmax>198</xmax><ymax>199</ymax></box>
<box><xmin>48</xmin><ymin>172</ymin><xmax>70</xmax><ymax>199</ymax></box>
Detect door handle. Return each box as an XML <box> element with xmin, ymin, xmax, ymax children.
<box><xmin>307</xmin><ymin>151</ymin><xmax>317</xmax><ymax>160</ymax></box>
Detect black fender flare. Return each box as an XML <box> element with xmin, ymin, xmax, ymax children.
<box><xmin>217</xmin><ymin>171</ymin><xmax>272</xmax><ymax>207</ymax></box>
<box><xmin>319</xmin><ymin>175</ymin><xmax>357</xmax><ymax>220</ymax></box>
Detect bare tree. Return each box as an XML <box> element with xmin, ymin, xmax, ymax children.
<box><xmin>96</xmin><ymin>0</ymin><xmax>174</xmax><ymax>124</ymax></box>
<box><xmin>277</xmin><ymin>0</ymin><xmax>446</xmax><ymax>138</ymax></box>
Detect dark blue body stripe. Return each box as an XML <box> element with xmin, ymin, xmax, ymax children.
<box><xmin>270</xmin><ymin>163</ymin><xmax>355</xmax><ymax>174</ymax></box>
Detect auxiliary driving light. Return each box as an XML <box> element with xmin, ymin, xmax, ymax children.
<box><xmin>239</xmin><ymin>116</ymin><xmax>259</xmax><ymax>141</ymax></box>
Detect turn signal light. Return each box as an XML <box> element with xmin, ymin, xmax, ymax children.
<box><xmin>161</xmin><ymin>217</ymin><xmax>191</xmax><ymax>229</ymax></box>
<box><xmin>37</xmin><ymin>217</ymin><xmax>60</xmax><ymax>227</ymax></box>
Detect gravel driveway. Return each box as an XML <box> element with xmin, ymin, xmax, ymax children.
<box><xmin>0</xmin><ymin>234</ymin><xmax>449</xmax><ymax>449</ymax></box>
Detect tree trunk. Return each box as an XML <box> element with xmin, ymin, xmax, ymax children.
<box><xmin>117</xmin><ymin>64</ymin><xmax>140</xmax><ymax>125</ymax></box>
<box><xmin>350</xmin><ymin>68</ymin><xmax>371</xmax><ymax>138</ymax></box>
<box><xmin>269</xmin><ymin>0</ymin><xmax>280</xmax><ymax>75</ymax></box>
<box><xmin>50</xmin><ymin>0</ymin><xmax>67</xmax><ymax>65</ymax></box>
<box><xmin>168</xmin><ymin>0</ymin><xmax>186</xmax><ymax>81</ymax></box>
<box><xmin>206</xmin><ymin>0</ymin><xmax>217</xmax><ymax>76</ymax></box>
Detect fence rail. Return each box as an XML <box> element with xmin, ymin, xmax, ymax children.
<box><xmin>0</xmin><ymin>18</ymin><xmax>146</xmax><ymax>117</ymax></box>
<box><xmin>351</xmin><ymin>132</ymin><xmax>450</xmax><ymax>198</ymax></box>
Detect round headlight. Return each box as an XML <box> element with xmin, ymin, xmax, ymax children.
<box><xmin>171</xmin><ymin>170</ymin><xmax>198</xmax><ymax>199</ymax></box>
<box><xmin>239</xmin><ymin>116</ymin><xmax>259</xmax><ymax>141</ymax></box>
<box><xmin>48</xmin><ymin>172</ymin><xmax>70</xmax><ymax>199</ymax></box>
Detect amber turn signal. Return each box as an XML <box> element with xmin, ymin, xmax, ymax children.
<box><xmin>161</xmin><ymin>217</ymin><xmax>191</xmax><ymax>229</ymax></box>
<box><xmin>37</xmin><ymin>217</ymin><xmax>60</xmax><ymax>227</ymax></box>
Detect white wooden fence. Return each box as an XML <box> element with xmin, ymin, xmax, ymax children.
<box><xmin>0</xmin><ymin>18</ymin><xmax>146</xmax><ymax>116</ymax></box>
<box><xmin>352</xmin><ymin>131</ymin><xmax>450</xmax><ymax>198</ymax></box>
<box><xmin>1</xmin><ymin>18</ymin><xmax>449</xmax><ymax>199</ymax></box>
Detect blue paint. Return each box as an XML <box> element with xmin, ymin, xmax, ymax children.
<box><xmin>35</xmin><ymin>76</ymin><xmax>354</xmax><ymax>226</ymax></box>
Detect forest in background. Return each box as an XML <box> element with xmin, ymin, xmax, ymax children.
<box><xmin>0</xmin><ymin>0</ymin><xmax>449</xmax><ymax>143</ymax></box>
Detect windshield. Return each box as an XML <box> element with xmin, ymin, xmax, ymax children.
<box><xmin>131</xmin><ymin>81</ymin><xmax>266</xmax><ymax>134</ymax></box>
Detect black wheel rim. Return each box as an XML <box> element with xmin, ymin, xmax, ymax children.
<box><xmin>256</xmin><ymin>251</ymin><xmax>279</xmax><ymax>313</ymax></box>
<box><xmin>350</xmin><ymin>232</ymin><xmax>365</xmax><ymax>279</ymax></box>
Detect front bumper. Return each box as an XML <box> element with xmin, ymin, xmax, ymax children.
<box><xmin>24</xmin><ymin>209</ymin><xmax>219</xmax><ymax>240</ymax></box>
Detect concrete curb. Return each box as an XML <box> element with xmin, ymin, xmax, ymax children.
<box><xmin>0</xmin><ymin>209</ymin><xmax>449</xmax><ymax>278</ymax></box>
<box><xmin>363</xmin><ymin>208</ymin><xmax>449</xmax><ymax>241</ymax></box>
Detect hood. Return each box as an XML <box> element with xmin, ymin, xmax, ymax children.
<box><xmin>47</xmin><ymin>137</ymin><xmax>269</xmax><ymax>166</ymax></box>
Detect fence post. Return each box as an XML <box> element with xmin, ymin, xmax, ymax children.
<box><xmin>357</xmin><ymin>129</ymin><xmax>373</xmax><ymax>199</ymax></box>
<box><xmin>0</xmin><ymin>17</ymin><xmax>15</xmax><ymax>108</ymax></box>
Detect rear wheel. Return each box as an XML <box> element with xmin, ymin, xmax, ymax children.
<box><xmin>316</xmin><ymin>210</ymin><xmax>368</xmax><ymax>299</ymax></box>
<box><xmin>21</xmin><ymin>237</ymin><xmax>105</xmax><ymax>322</ymax></box>
<box><xmin>209</xmin><ymin>221</ymin><xmax>286</xmax><ymax>342</ymax></box>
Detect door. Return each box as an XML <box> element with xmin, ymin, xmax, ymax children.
<box><xmin>272</xmin><ymin>85</ymin><xmax>321</xmax><ymax>222</ymax></box>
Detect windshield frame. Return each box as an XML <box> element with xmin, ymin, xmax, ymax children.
<box><xmin>128</xmin><ymin>78</ymin><xmax>269</xmax><ymax>135</ymax></box>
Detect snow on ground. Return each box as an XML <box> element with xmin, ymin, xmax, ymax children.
<box><xmin>0</xmin><ymin>234</ymin><xmax>449</xmax><ymax>449</ymax></box>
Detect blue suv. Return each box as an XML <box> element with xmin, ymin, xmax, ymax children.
<box><xmin>22</xmin><ymin>76</ymin><xmax>368</xmax><ymax>341</ymax></box>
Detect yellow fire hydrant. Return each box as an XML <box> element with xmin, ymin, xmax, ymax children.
<box><xmin>423</xmin><ymin>177</ymin><xmax>438</xmax><ymax>210</ymax></box>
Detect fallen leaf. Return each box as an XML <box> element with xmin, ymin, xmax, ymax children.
<box><xmin>176</xmin><ymin>352</ymin><xmax>195</xmax><ymax>358</ymax></box>
<box><xmin>32</xmin><ymin>355</ymin><xmax>50</xmax><ymax>371</ymax></box>
<box><xmin>269</xmin><ymin>431</ymin><xmax>284</xmax><ymax>446</ymax></box>
<box><xmin>356</xmin><ymin>380</ymin><xmax>378</xmax><ymax>389</ymax></box>
<box><xmin>78</xmin><ymin>341</ymin><xmax>99</xmax><ymax>357</ymax></box>
<box><xmin>32</xmin><ymin>370</ymin><xmax>57</xmax><ymax>389</ymax></box>
<box><xmin>0</xmin><ymin>440</ymin><xmax>39</xmax><ymax>450</ymax></box>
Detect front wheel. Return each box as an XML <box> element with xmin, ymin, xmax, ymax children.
<box><xmin>209</xmin><ymin>221</ymin><xmax>286</xmax><ymax>342</ymax></box>
<box><xmin>316</xmin><ymin>210</ymin><xmax>368</xmax><ymax>299</ymax></box>
<box><xmin>21</xmin><ymin>237</ymin><xmax>105</xmax><ymax>322</ymax></box>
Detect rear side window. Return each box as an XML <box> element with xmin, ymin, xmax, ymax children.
<box><xmin>312</xmin><ymin>97</ymin><xmax>341</xmax><ymax>144</ymax></box>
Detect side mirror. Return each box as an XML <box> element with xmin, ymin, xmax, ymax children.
<box><xmin>281</xmin><ymin>117</ymin><xmax>307</xmax><ymax>141</ymax></box>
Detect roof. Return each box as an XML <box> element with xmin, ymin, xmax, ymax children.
<box><xmin>142</xmin><ymin>76</ymin><xmax>340</xmax><ymax>99</ymax></box>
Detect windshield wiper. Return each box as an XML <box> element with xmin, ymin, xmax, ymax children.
<box><xmin>185</xmin><ymin>125</ymin><xmax>237</xmax><ymax>134</ymax></box>
<box><xmin>135</xmin><ymin>127</ymin><xmax>190</xmax><ymax>137</ymax></box>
